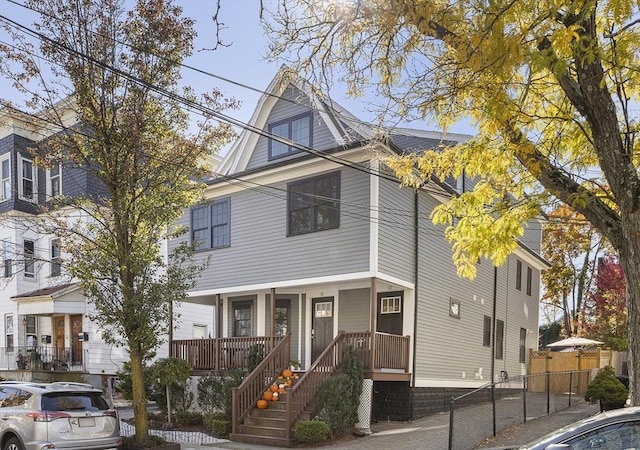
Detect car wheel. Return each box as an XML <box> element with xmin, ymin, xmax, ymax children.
<box><xmin>3</xmin><ymin>437</ymin><xmax>23</xmax><ymax>450</ymax></box>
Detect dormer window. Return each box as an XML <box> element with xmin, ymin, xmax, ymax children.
<box><xmin>268</xmin><ymin>112</ymin><xmax>312</xmax><ymax>160</ymax></box>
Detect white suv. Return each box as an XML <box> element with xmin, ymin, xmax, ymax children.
<box><xmin>0</xmin><ymin>381</ymin><xmax>122</xmax><ymax>450</ymax></box>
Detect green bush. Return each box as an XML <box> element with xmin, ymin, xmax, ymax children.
<box><xmin>205</xmin><ymin>416</ymin><xmax>232</xmax><ymax>437</ymax></box>
<box><xmin>585</xmin><ymin>365</ymin><xmax>628</xmax><ymax>411</ymax></box>
<box><xmin>116</xmin><ymin>360</ymin><xmax>155</xmax><ymax>401</ymax></box>
<box><xmin>311</xmin><ymin>344</ymin><xmax>364</xmax><ymax>438</ymax></box>
<box><xmin>196</xmin><ymin>369</ymin><xmax>245</xmax><ymax>417</ymax></box>
<box><xmin>294</xmin><ymin>420</ymin><xmax>330</xmax><ymax>444</ymax></box>
<box><xmin>174</xmin><ymin>410</ymin><xmax>203</xmax><ymax>426</ymax></box>
<box><xmin>150</xmin><ymin>358</ymin><xmax>194</xmax><ymax>413</ymax></box>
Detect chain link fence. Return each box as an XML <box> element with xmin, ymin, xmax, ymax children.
<box><xmin>448</xmin><ymin>369</ymin><xmax>599</xmax><ymax>450</ymax></box>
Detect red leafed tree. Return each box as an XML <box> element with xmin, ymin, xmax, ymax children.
<box><xmin>584</xmin><ymin>255</ymin><xmax>627</xmax><ymax>350</ymax></box>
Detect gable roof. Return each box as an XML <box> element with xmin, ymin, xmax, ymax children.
<box><xmin>11</xmin><ymin>283</ymin><xmax>79</xmax><ymax>300</ymax></box>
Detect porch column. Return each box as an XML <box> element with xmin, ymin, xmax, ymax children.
<box><xmin>370</xmin><ymin>277</ymin><xmax>376</xmax><ymax>371</ymax></box>
<box><xmin>270</xmin><ymin>288</ymin><xmax>276</xmax><ymax>349</ymax></box>
<box><xmin>215</xmin><ymin>294</ymin><xmax>221</xmax><ymax>338</ymax></box>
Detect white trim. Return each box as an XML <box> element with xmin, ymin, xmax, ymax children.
<box><xmin>187</xmin><ymin>270</ymin><xmax>415</xmax><ymax>298</ymax></box>
<box><xmin>0</xmin><ymin>153</ymin><xmax>11</xmax><ymax>201</ymax></box>
<box><xmin>413</xmin><ymin>378</ymin><xmax>491</xmax><ymax>388</ymax></box>
<box><xmin>369</xmin><ymin>159</ymin><xmax>379</xmax><ymax>273</ymax></box>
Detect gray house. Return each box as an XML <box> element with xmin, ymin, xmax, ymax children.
<box><xmin>169</xmin><ymin>69</ymin><xmax>546</xmax><ymax>446</ymax></box>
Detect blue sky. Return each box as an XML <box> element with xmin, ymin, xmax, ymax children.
<box><xmin>1</xmin><ymin>0</ymin><xmax>473</xmax><ymax>149</ymax></box>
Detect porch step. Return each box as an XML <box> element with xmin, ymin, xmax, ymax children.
<box><xmin>231</xmin><ymin>400</ymin><xmax>297</xmax><ymax>448</ymax></box>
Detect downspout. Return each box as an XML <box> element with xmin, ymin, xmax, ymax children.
<box><xmin>491</xmin><ymin>265</ymin><xmax>498</xmax><ymax>436</ymax></box>
<box><xmin>410</xmin><ymin>189</ymin><xmax>419</xmax><ymax>420</ymax></box>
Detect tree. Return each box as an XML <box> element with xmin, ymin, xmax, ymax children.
<box><xmin>541</xmin><ymin>205</ymin><xmax>604</xmax><ymax>337</ymax></box>
<box><xmin>264</xmin><ymin>0</ymin><xmax>640</xmax><ymax>404</ymax></box>
<box><xmin>1</xmin><ymin>0</ymin><xmax>236</xmax><ymax>444</ymax></box>
<box><xmin>584</xmin><ymin>255</ymin><xmax>627</xmax><ymax>350</ymax></box>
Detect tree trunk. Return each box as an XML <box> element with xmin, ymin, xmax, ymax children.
<box><xmin>130</xmin><ymin>350</ymin><xmax>148</xmax><ymax>443</ymax></box>
<box><xmin>617</xmin><ymin>213</ymin><xmax>640</xmax><ymax>406</ymax></box>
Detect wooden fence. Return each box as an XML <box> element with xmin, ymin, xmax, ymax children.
<box><xmin>528</xmin><ymin>348</ymin><xmax>602</xmax><ymax>394</ymax></box>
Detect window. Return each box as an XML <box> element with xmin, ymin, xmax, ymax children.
<box><xmin>564</xmin><ymin>420</ymin><xmax>640</xmax><ymax>449</ymax></box>
<box><xmin>25</xmin><ymin>315</ymin><xmax>36</xmax><ymax>347</ymax></box>
<box><xmin>483</xmin><ymin>315</ymin><xmax>492</xmax><ymax>347</ymax></box>
<box><xmin>526</xmin><ymin>266</ymin><xmax>533</xmax><ymax>296</ymax></box>
<box><xmin>268</xmin><ymin>112</ymin><xmax>312</xmax><ymax>159</ymax></box>
<box><xmin>19</xmin><ymin>156</ymin><xmax>35</xmax><ymax>202</ymax></box>
<box><xmin>314</xmin><ymin>302</ymin><xmax>332</xmax><ymax>318</ymax></box>
<box><xmin>5</xmin><ymin>314</ymin><xmax>13</xmax><ymax>353</ymax></box>
<box><xmin>519</xmin><ymin>328</ymin><xmax>527</xmax><ymax>363</ymax></box>
<box><xmin>274</xmin><ymin>299</ymin><xmax>290</xmax><ymax>336</ymax></box>
<box><xmin>51</xmin><ymin>239</ymin><xmax>61</xmax><ymax>277</ymax></box>
<box><xmin>288</xmin><ymin>172</ymin><xmax>340</xmax><ymax>235</ymax></box>
<box><xmin>47</xmin><ymin>163</ymin><xmax>61</xmax><ymax>198</ymax></box>
<box><xmin>381</xmin><ymin>296</ymin><xmax>402</xmax><ymax>314</ymax></box>
<box><xmin>193</xmin><ymin>324</ymin><xmax>207</xmax><ymax>339</ymax></box>
<box><xmin>516</xmin><ymin>259</ymin><xmax>522</xmax><ymax>291</ymax></box>
<box><xmin>23</xmin><ymin>239</ymin><xmax>34</xmax><ymax>278</ymax></box>
<box><xmin>232</xmin><ymin>301</ymin><xmax>252</xmax><ymax>337</ymax></box>
<box><xmin>2</xmin><ymin>241</ymin><xmax>11</xmax><ymax>278</ymax></box>
<box><xmin>0</xmin><ymin>155</ymin><xmax>10</xmax><ymax>200</ymax></box>
<box><xmin>495</xmin><ymin>319</ymin><xmax>504</xmax><ymax>360</ymax></box>
<box><xmin>191</xmin><ymin>198</ymin><xmax>230</xmax><ymax>251</ymax></box>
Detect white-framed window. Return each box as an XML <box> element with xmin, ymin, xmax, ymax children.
<box><xmin>381</xmin><ymin>296</ymin><xmax>402</xmax><ymax>314</ymax></box>
<box><xmin>193</xmin><ymin>324</ymin><xmax>207</xmax><ymax>339</ymax></box>
<box><xmin>18</xmin><ymin>155</ymin><xmax>36</xmax><ymax>202</ymax></box>
<box><xmin>46</xmin><ymin>163</ymin><xmax>61</xmax><ymax>199</ymax></box>
<box><xmin>1</xmin><ymin>240</ymin><xmax>12</xmax><ymax>278</ymax></box>
<box><xmin>5</xmin><ymin>314</ymin><xmax>13</xmax><ymax>353</ymax></box>
<box><xmin>25</xmin><ymin>315</ymin><xmax>36</xmax><ymax>347</ymax></box>
<box><xmin>314</xmin><ymin>302</ymin><xmax>333</xmax><ymax>318</ymax></box>
<box><xmin>51</xmin><ymin>239</ymin><xmax>61</xmax><ymax>277</ymax></box>
<box><xmin>23</xmin><ymin>239</ymin><xmax>34</xmax><ymax>279</ymax></box>
<box><xmin>0</xmin><ymin>154</ymin><xmax>11</xmax><ymax>201</ymax></box>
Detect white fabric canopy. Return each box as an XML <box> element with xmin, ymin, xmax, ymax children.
<box><xmin>547</xmin><ymin>337</ymin><xmax>604</xmax><ymax>348</ymax></box>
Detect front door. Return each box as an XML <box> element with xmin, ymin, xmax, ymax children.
<box><xmin>377</xmin><ymin>291</ymin><xmax>403</xmax><ymax>335</ymax></box>
<box><xmin>54</xmin><ymin>316</ymin><xmax>65</xmax><ymax>361</ymax></box>
<box><xmin>70</xmin><ymin>314</ymin><xmax>83</xmax><ymax>365</ymax></box>
<box><xmin>311</xmin><ymin>297</ymin><xmax>334</xmax><ymax>362</ymax></box>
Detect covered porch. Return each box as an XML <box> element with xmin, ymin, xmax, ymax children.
<box><xmin>170</xmin><ymin>330</ymin><xmax>411</xmax><ymax>381</ymax></box>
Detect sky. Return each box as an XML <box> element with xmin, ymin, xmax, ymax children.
<box><xmin>0</xmin><ymin>0</ymin><xmax>474</xmax><ymax>156</ymax></box>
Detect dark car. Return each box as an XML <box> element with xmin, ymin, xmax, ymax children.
<box><xmin>514</xmin><ymin>406</ymin><xmax>640</xmax><ymax>449</ymax></box>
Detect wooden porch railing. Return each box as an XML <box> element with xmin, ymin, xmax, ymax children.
<box><xmin>342</xmin><ymin>331</ymin><xmax>410</xmax><ymax>371</ymax></box>
<box><xmin>231</xmin><ymin>334</ymin><xmax>291</xmax><ymax>434</ymax></box>
<box><xmin>283</xmin><ymin>332</ymin><xmax>347</xmax><ymax>442</ymax></box>
<box><xmin>170</xmin><ymin>336</ymin><xmax>284</xmax><ymax>371</ymax></box>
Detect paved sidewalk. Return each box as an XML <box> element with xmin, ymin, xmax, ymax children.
<box><xmin>124</xmin><ymin>400</ymin><xmax>601</xmax><ymax>450</ymax></box>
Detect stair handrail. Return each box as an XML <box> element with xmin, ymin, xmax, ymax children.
<box><xmin>231</xmin><ymin>334</ymin><xmax>290</xmax><ymax>434</ymax></box>
<box><xmin>283</xmin><ymin>331</ymin><xmax>346</xmax><ymax>441</ymax></box>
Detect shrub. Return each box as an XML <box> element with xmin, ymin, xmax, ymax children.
<box><xmin>196</xmin><ymin>369</ymin><xmax>245</xmax><ymax>417</ymax></box>
<box><xmin>247</xmin><ymin>344</ymin><xmax>265</xmax><ymax>372</ymax></box>
<box><xmin>149</xmin><ymin>358</ymin><xmax>194</xmax><ymax>414</ymax></box>
<box><xmin>585</xmin><ymin>365</ymin><xmax>628</xmax><ymax>411</ymax></box>
<box><xmin>115</xmin><ymin>360</ymin><xmax>154</xmax><ymax>401</ymax></box>
<box><xmin>294</xmin><ymin>420</ymin><xmax>330</xmax><ymax>444</ymax></box>
<box><xmin>205</xmin><ymin>416</ymin><xmax>232</xmax><ymax>437</ymax></box>
<box><xmin>174</xmin><ymin>410</ymin><xmax>203</xmax><ymax>426</ymax></box>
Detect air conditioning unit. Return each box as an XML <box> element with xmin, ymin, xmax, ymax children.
<box><xmin>77</xmin><ymin>332</ymin><xmax>88</xmax><ymax>342</ymax></box>
<box><xmin>41</xmin><ymin>335</ymin><xmax>52</xmax><ymax>344</ymax></box>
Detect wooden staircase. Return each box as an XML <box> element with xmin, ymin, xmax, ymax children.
<box><xmin>229</xmin><ymin>394</ymin><xmax>311</xmax><ymax>448</ymax></box>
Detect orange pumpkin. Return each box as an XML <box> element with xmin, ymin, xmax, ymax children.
<box><xmin>269</xmin><ymin>384</ymin><xmax>279</xmax><ymax>393</ymax></box>
<box><xmin>257</xmin><ymin>399</ymin><xmax>268</xmax><ymax>409</ymax></box>
<box><xmin>272</xmin><ymin>392</ymin><xmax>279</xmax><ymax>401</ymax></box>
<box><xmin>285</xmin><ymin>379</ymin><xmax>293</xmax><ymax>386</ymax></box>
<box><xmin>283</xmin><ymin>369</ymin><xmax>293</xmax><ymax>378</ymax></box>
<box><xmin>263</xmin><ymin>391</ymin><xmax>273</xmax><ymax>401</ymax></box>
<box><xmin>278</xmin><ymin>388</ymin><xmax>285</xmax><ymax>394</ymax></box>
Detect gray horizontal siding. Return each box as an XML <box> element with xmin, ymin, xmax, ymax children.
<box><xmin>378</xmin><ymin>179</ymin><xmax>415</xmax><ymax>283</ymax></box>
<box><xmin>338</xmin><ymin>288</ymin><xmax>370</xmax><ymax>332</ymax></box>
<box><xmin>171</xmin><ymin>168</ymin><xmax>371</xmax><ymax>290</ymax></box>
<box><xmin>246</xmin><ymin>85</ymin><xmax>342</xmax><ymax>171</ymax></box>
<box><xmin>414</xmin><ymin>193</ymin><xmax>540</xmax><ymax>383</ymax></box>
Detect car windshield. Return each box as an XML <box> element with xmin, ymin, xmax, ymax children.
<box><xmin>41</xmin><ymin>392</ymin><xmax>109</xmax><ymax>412</ymax></box>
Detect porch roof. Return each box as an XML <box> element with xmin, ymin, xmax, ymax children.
<box><xmin>11</xmin><ymin>283</ymin><xmax>84</xmax><ymax>315</ymax></box>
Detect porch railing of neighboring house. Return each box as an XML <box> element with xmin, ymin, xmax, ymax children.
<box><xmin>170</xmin><ymin>336</ymin><xmax>285</xmax><ymax>372</ymax></box>
<box><xmin>231</xmin><ymin>334</ymin><xmax>291</xmax><ymax>435</ymax></box>
<box><xmin>342</xmin><ymin>331</ymin><xmax>411</xmax><ymax>371</ymax></box>
<box><xmin>0</xmin><ymin>346</ymin><xmax>85</xmax><ymax>372</ymax></box>
<box><xmin>283</xmin><ymin>331</ymin><xmax>348</xmax><ymax>442</ymax></box>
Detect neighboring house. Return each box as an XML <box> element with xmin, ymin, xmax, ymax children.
<box><xmin>168</xmin><ymin>67</ymin><xmax>547</xmax><ymax>445</ymax></box>
<box><xmin>0</xmin><ymin>109</ymin><xmax>215</xmax><ymax>388</ymax></box>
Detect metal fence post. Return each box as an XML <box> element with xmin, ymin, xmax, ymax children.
<box><xmin>569</xmin><ymin>371</ymin><xmax>573</xmax><ymax>407</ymax></box>
<box><xmin>492</xmin><ymin>382</ymin><xmax>497</xmax><ymax>436</ymax></box>
<box><xmin>523</xmin><ymin>375</ymin><xmax>527</xmax><ymax>424</ymax></box>
<box><xmin>448</xmin><ymin>396</ymin><xmax>455</xmax><ymax>450</ymax></box>
<box><xmin>546</xmin><ymin>371</ymin><xmax>551</xmax><ymax>416</ymax></box>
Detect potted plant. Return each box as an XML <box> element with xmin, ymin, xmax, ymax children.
<box><xmin>585</xmin><ymin>365</ymin><xmax>628</xmax><ymax>411</ymax></box>
<box><xmin>16</xmin><ymin>352</ymin><xmax>28</xmax><ymax>370</ymax></box>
